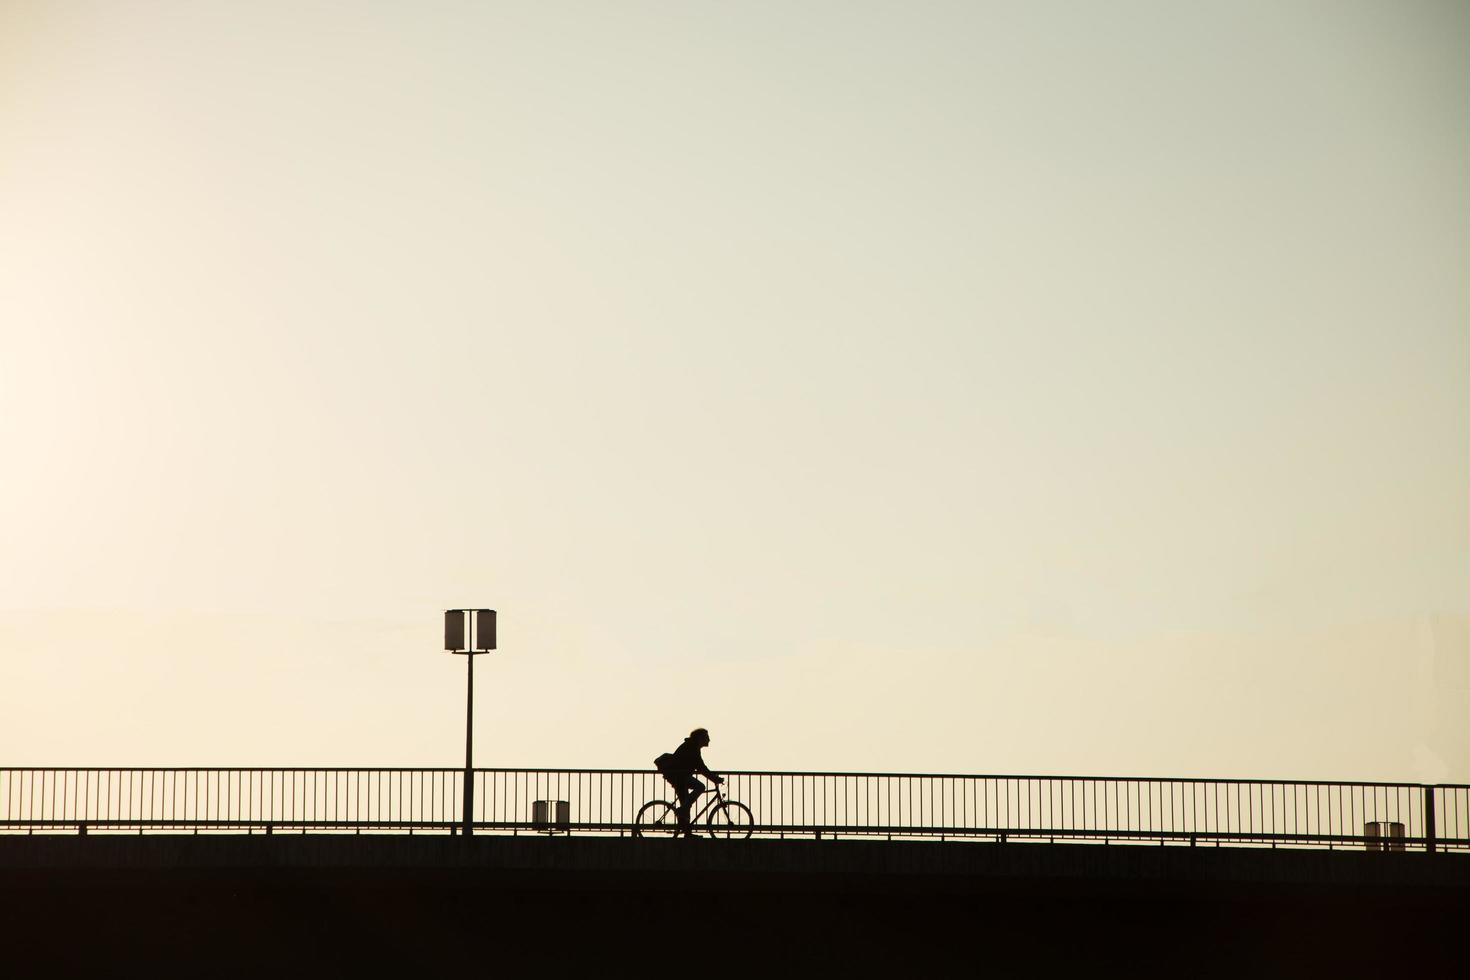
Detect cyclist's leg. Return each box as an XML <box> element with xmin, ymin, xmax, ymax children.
<box><xmin>685</xmin><ymin>778</ymin><xmax>707</xmax><ymax>832</ymax></box>
<box><xmin>673</xmin><ymin>775</ymin><xmax>704</xmax><ymax>831</ymax></box>
<box><xmin>661</xmin><ymin>768</ymin><xmax>690</xmax><ymax>822</ymax></box>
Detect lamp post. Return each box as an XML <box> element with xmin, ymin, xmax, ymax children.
<box><xmin>445</xmin><ymin>609</ymin><xmax>496</xmax><ymax>836</ymax></box>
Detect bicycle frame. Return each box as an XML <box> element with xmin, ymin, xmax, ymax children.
<box><xmin>684</xmin><ymin>785</ymin><xmax>728</xmax><ymax>825</ymax></box>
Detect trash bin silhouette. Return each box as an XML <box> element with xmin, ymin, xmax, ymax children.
<box><xmin>532</xmin><ymin>800</ymin><xmax>570</xmax><ymax>834</ymax></box>
<box><xmin>1364</xmin><ymin>821</ymin><xmax>1405</xmax><ymax>851</ymax></box>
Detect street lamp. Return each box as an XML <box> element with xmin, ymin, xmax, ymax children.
<box><xmin>445</xmin><ymin>608</ymin><xmax>496</xmax><ymax>836</ymax></box>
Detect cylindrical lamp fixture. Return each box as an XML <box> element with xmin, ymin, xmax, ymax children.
<box><xmin>474</xmin><ymin>609</ymin><xmax>496</xmax><ymax>651</ymax></box>
<box><xmin>445</xmin><ymin>610</ymin><xmax>466</xmax><ymax>651</ymax></box>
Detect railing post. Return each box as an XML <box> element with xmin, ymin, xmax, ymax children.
<box><xmin>1424</xmin><ymin>786</ymin><xmax>1436</xmax><ymax>854</ymax></box>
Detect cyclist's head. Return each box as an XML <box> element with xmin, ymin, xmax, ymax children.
<box><xmin>690</xmin><ymin>727</ymin><xmax>710</xmax><ymax>746</ymax></box>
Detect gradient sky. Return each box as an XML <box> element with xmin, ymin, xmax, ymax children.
<box><xmin>2</xmin><ymin>1</ymin><xmax>1467</xmax><ymax>781</ymax></box>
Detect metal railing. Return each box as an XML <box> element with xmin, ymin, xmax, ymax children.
<box><xmin>2</xmin><ymin>768</ymin><xmax>1466</xmax><ymax>851</ymax></box>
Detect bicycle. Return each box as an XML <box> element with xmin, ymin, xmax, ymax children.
<box><xmin>634</xmin><ymin>779</ymin><xmax>754</xmax><ymax>839</ymax></box>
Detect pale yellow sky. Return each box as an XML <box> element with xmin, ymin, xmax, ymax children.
<box><xmin>2</xmin><ymin>1</ymin><xmax>1467</xmax><ymax>781</ymax></box>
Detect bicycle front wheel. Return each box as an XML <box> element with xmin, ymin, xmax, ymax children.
<box><xmin>634</xmin><ymin>800</ymin><xmax>680</xmax><ymax>838</ymax></box>
<box><xmin>706</xmin><ymin>800</ymin><xmax>754</xmax><ymax>839</ymax></box>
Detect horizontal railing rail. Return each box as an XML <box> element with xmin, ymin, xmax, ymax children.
<box><xmin>2</xmin><ymin>768</ymin><xmax>1466</xmax><ymax>852</ymax></box>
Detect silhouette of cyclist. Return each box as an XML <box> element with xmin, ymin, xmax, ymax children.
<box><xmin>654</xmin><ymin>728</ymin><xmax>723</xmax><ymax>836</ymax></box>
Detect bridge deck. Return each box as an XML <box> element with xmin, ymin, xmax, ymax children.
<box><xmin>3</xmin><ymin>831</ymin><xmax>1468</xmax><ymax>887</ymax></box>
<box><xmin>4</xmin><ymin>834</ymin><xmax>1465</xmax><ymax>972</ymax></box>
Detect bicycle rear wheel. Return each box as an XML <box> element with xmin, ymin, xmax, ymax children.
<box><xmin>706</xmin><ymin>800</ymin><xmax>754</xmax><ymax>839</ymax></box>
<box><xmin>634</xmin><ymin>800</ymin><xmax>680</xmax><ymax>838</ymax></box>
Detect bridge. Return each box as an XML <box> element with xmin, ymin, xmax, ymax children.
<box><xmin>5</xmin><ymin>767</ymin><xmax>1467</xmax><ymax>971</ymax></box>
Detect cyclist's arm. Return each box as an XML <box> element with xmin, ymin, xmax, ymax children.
<box><xmin>694</xmin><ymin>752</ymin><xmax>723</xmax><ymax>783</ymax></box>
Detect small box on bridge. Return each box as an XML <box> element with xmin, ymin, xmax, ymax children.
<box><xmin>1364</xmin><ymin>821</ymin><xmax>1405</xmax><ymax>851</ymax></box>
<box><xmin>532</xmin><ymin>800</ymin><xmax>570</xmax><ymax>834</ymax></box>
